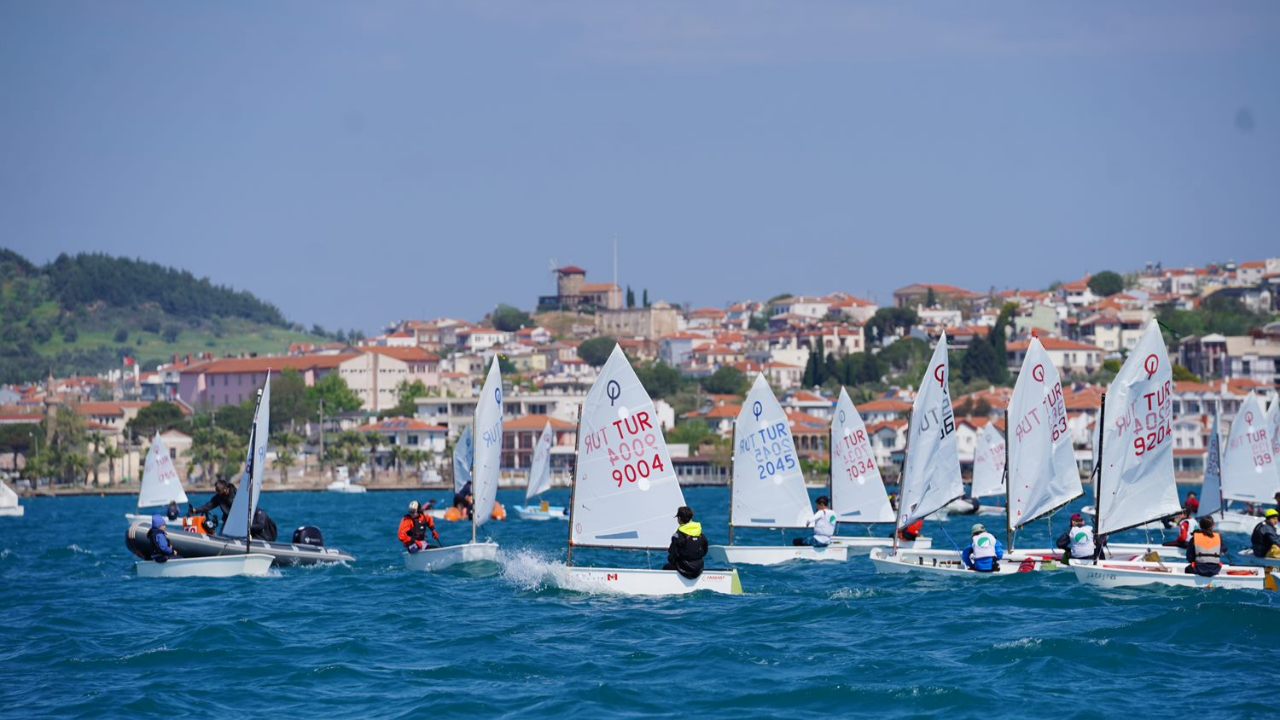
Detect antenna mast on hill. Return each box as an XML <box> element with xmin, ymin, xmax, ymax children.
<box><xmin>613</xmin><ymin>234</ymin><xmax>619</xmax><ymax>308</ymax></box>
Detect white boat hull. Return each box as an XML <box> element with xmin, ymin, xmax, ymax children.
<box><xmin>1073</xmin><ymin>560</ymin><xmax>1269</xmax><ymax>590</ymax></box>
<box><xmin>829</xmin><ymin>536</ymin><xmax>932</xmax><ymax>554</ymax></box>
<box><xmin>0</xmin><ymin>506</ymin><xmax>23</xmax><ymax>517</ymax></box>
<box><xmin>403</xmin><ymin>541</ymin><xmax>498</xmax><ymax>572</ymax></box>
<box><xmin>869</xmin><ymin>547</ymin><xmax>1057</xmax><ymax>576</ymax></box>
<box><xmin>706</xmin><ymin>544</ymin><xmax>848</xmax><ymax>565</ymax></box>
<box><xmin>135</xmin><ymin>554</ymin><xmax>274</xmax><ymax>578</ymax></box>
<box><xmin>512</xmin><ymin>505</ymin><xmax>568</xmax><ymax>521</ymax></box>
<box><xmin>326</xmin><ymin>483</ymin><xmax>367</xmax><ymax>494</ymax></box>
<box><xmin>562</xmin><ymin>566</ymin><xmax>742</xmax><ymax>595</ymax></box>
<box><xmin>1213</xmin><ymin>511</ymin><xmax>1258</xmax><ymax>534</ymax></box>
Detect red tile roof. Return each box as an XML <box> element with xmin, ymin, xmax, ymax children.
<box><xmin>181</xmin><ymin>355</ymin><xmax>354</xmax><ymax>375</ymax></box>
<box><xmin>355</xmin><ymin>418</ymin><xmax>447</xmax><ymax>433</ymax></box>
<box><xmin>503</xmin><ymin>414</ymin><xmax>577</xmax><ymax>431</ymax></box>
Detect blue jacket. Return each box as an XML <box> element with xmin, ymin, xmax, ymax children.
<box><xmin>962</xmin><ymin>538</ymin><xmax>1005</xmax><ymax>571</ymax></box>
<box><xmin>147</xmin><ymin>525</ymin><xmax>177</xmax><ymax>561</ymax></box>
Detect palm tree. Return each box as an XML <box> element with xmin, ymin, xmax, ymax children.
<box><xmin>364</xmin><ymin>433</ymin><xmax>382</xmax><ymax>483</ymax></box>
<box><xmin>101</xmin><ymin>442</ymin><xmax>124</xmax><ymax>486</ymax></box>
<box><xmin>88</xmin><ymin>431</ymin><xmax>104</xmax><ymax>486</ymax></box>
<box><xmin>389</xmin><ymin>445</ymin><xmax>410</xmax><ymax>482</ymax></box>
<box><xmin>273</xmin><ymin>431</ymin><xmax>303</xmax><ymax>483</ymax></box>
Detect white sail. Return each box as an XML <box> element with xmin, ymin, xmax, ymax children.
<box><xmin>830</xmin><ymin>387</ymin><xmax>894</xmax><ymax>523</ymax></box>
<box><xmin>898</xmin><ymin>335</ymin><xmax>963</xmax><ymax>527</ymax></box>
<box><xmin>1199</xmin><ymin>412</ymin><xmax>1223</xmax><ymax>517</ymax></box>
<box><xmin>1006</xmin><ymin>337</ymin><xmax>1082</xmax><ymax>528</ymax></box>
<box><xmin>136</xmin><ymin>432</ymin><xmax>188</xmax><ymax>509</ymax></box>
<box><xmin>971</xmin><ymin>423</ymin><xmax>1006</xmax><ymax>500</ymax></box>
<box><xmin>0</xmin><ymin>480</ymin><xmax>18</xmax><ymax>510</ymax></box>
<box><xmin>1268</xmin><ymin>394</ymin><xmax>1280</xmax><ymax>484</ymax></box>
<box><xmin>471</xmin><ymin>360</ymin><xmax>503</xmax><ymax>528</ymax></box>
<box><xmin>1221</xmin><ymin>392</ymin><xmax>1278</xmax><ymax>503</ymax></box>
<box><xmin>1096</xmin><ymin>322</ymin><xmax>1180</xmax><ymax>534</ymax></box>
<box><xmin>526</xmin><ymin>421</ymin><xmax>554</xmax><ymax>502</ymax></box>
<box><xmin>222</xmin><ymin>374</ymin><xmax>271</xmax><ymax>538</ymax></box>
<box><xmin>570</xmin><ymin>345</ymin><xmax>685</xmax><ymax>550</ymax></box>
<box><xmin>731</xmin><ymin>374</ymin><xmax>811</xmax><ymax>529</ymax></box>
<box><xmin>453</xmin><ymin>425</ymin><xmax>473</xmax><ymax>493</ymax></box>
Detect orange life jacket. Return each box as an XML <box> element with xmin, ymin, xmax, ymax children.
<box><xmin>1189</xmin><ymin>530</ymin><xmax>1221</xmax><ymax>565</ymax></box>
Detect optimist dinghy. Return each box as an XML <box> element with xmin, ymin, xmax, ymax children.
<box><xmin>1073</xmin><ymin>560</ymin><xmax>1270</xmax><ymax>590</ymax></box>
<box><xmin>939</xmin><ymin>423</ymin><xmax>1008</xmax><ymax>518</ymax></box>
<box><xmin>124</xmin><ymin>433</ymin><xmax>191</xmax><ymax>525</ymax></box>
<box><xmin>827</xmin><ymin>388</ymin><xmax>929</xmax><ymax>554</ymax></box>
<box><xmin>405</xmin><ymin>360</ymin><xmax>503</xmax><ymax>572</ymax></box>
<box><xmin>707</xmin><ymin>375</ymin><xmax>848</xmax><ymax>565</ymax></box>
<box><xmin>136</xmin><ymin>553</ymin><xmax>274</xmax><ymax>578</ymax></box>
<box><xmin>0</xmin><ymin>480</ymin><xmax>24</xmax><ymax>518</ymax></box>
<box><xmin>563</xmin><ymin>345</ymin><xmax>741</xmax><ymax>595</ymax></box>
<box><xmin>512</xmin><ymin>421</ymin><xmax>566</xmax><ymax>521</ymax></box>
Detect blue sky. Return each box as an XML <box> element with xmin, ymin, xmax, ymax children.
<box><xmin>2</xmin><ymin>2</ymin><xmax>1278</xmax><ymax>332</ymax></box>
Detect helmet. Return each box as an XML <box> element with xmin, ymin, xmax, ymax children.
<box><xmin>1069</xmin><ymin>513</ymin><xmax>1083</xmax><ymax>523</ymax></box>
<box><xmin>151</xmin><ymin>513</ymin><xmax>167</xmax><ymax>528</ymax></box>
<box><xmin>971</xmin><ymin>523</ymin><xmax>986</xmax><ymax>534</ymax></box>
<box><xmin>408</xmin><ymin>500</ymin><xmax>420</xmax><ymax>513</ymax></box>
<box><xmin>1265</xmin><ymin>509</ymin><xmax>1279</xmax><ymax>519</ymax></box>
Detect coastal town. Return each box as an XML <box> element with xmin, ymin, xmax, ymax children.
<box><xmin>5</xmin><ymin>257</ymin><xmax>1279</xmax><ymax>493</ymax></box>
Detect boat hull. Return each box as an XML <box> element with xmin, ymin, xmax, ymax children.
<box><xmin>403</xmin><ymin>541</ymin><xmax>498</xmax><ymax>572</ymax></box>
<box><xmin>562</xmin><ymin>566</ymin><xmax>742</xmax><ymax>596</ymax></box>
<box><xmin>706</xmin><ymin>544</ymin><xmax>848</xmax><ymax>565</ymax></box>
<box><xmin>126</xmin><ymin>521</ymin><xmax>354</xmax><ymax>566</ymax></box>
<box><xmin>135</xmin><ymin>554</ymin><xmax>274</xmax><ymax>578</ymax></box>
<box><xmin>0</xmin><ymin>506</ymin><xmax>24</xmax><ymax>517</ymax></box>
<box><xmin>512</xmin><ymin>505</ymin><xmax>568</xmax><ymax>521</ymax></box>
<box><xmin>829</xmin><ymin>536</ymin><xmax>932</xmax><ymax>554</ymax></box>
<box><xmin>869</xmin><ymin>547</ymin><xmax>1056</xmax><ymax>576</ymax></box>
<box><xmin>1236</xmin><ymin>550</ymin><xmax>1280</xmax><ymax>568</ymax></box>
<box><xmin>1073</xmin><ymin>560</ymin><xmax>1269</xmax><ymax>589</ymax></box>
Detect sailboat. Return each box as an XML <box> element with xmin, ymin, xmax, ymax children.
<box><xmin>428</xmin><ymin>425</ymin><xmax>473</xmax><ymax>519</ymax></box>
<box><xmin>512</xmin><ymin>421</ymin><xmax>566</xmax><ymax>521</ymax></box>
<box><xmin>1209</xmin><ymin>392</ymin><xmax>1279</xmax><ymax>533</ymax></box>
<box><xmin>124</xmin><ymin>432</ymin><xmax>202</xmax><ymax>530</ymax></box>
<box><xmin>1073</xmin><ymin>322</ymin><xmax>1268</xmax><ymax>589</ymax></box>
<box><xmin>127</xmin><ymin>374</ymin><xmax>355</xmax><ymax>566</ymax></box>
<box><xmin>563</xmin><ymin>345</ymin><xmax>741</xmax><ymax>595</ymax></box>
<box><xmin>706</xmin><ymin>374</ymin><xmax>849</xmax><ymax>565</ymax></box>
<box><xmin>872</xmin><ymin>335</ymin><xmax>1076</xmax><ymax>575</ymax></box>
<box><xmin>940</xmin><ymin>423</ymin><xmax>1008</xmax><ymax>517</ymax></box>
<box><xmin>405</xmin><ymin>360</ymin><xmax>502</xmax><ymax>571</ymax></box>
<box><xmin>827</xmin><ymin>387</ymin><xmax>931</xmax><ymax>553</ymax></box>
<box><xmin>0</xmin><ymin>480</ymin><xmax>23</xmax><ymax>517</ymax></box>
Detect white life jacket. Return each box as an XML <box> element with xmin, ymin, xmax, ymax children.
<box><xmin>1069</xmin><ymin>525</ymin><xmax>1096</xmax><ymax>559</ymax></box>
<box><xmin>811</xmin><ymin>509</ymin><xmax>837</xmax><ymax>543</ymax></box>
<box><xmin>971</xmin><ymin>532</ymin><xmax>998</xmax><ymax>559</ymax></box>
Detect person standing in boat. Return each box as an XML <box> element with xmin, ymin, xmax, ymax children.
<box><xmin>398</xmin><ymin>500</ymin><xmax>439</xmax><ymax>553</ymax></box>
<box><xmin>663</xmin><ymin>506</ymin><xmax>708</xmax><ymax>579</ymax></box>
<box><xmin>961</xmin><ymin>523</ymin><xmax>1004</xmax><ymax>572</ymax></box>
<box><xmin>190</xmin><ymin>480</ymin><xmax>237</xmax><ymax>530</ymax></box>
<box><xmin>146</xmin><ymin>514</ymin><xmax>179</xmax><ymax>562</ymax></box>
<box><xmin>793</xmin><ymin>495</ymin><xmax>836</xmax><ymax>547</ymax></box>
<box><xmin>1251</xmin><ymin>509</ymin><xmax>1280</xmax><ymax>560</ymax></box>
<box><xmin>1185</xmin><ymin>516</ymin><xmax>1226</xmax><ymax>577</ymax></box>
<box><xmin>1055</xmin><ymin>513</ymin><xmax>1098</xmax><ymax>564</ymax></box>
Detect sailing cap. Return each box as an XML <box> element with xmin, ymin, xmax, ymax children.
<box><xmin>1266</xmin><ymin>509</ymin><xmax>1279</xmax><ymax>519</ymax></box>
<box><xmin>815</xmin><ymin>495</ymin><xmax>829</xmax><ymax>506</ymax></box>
<box><xmin>675</xmin><ymin>506</ymin><xmax>694</xmax><ymax>523</ymax></box>
<box><xmin>151</xmin><ymin>514</ymin><xmax>167</xmax><ymax>528</ymax></box>
<box><xmin>408</xmin><ymin>500</ymin><xmax>419</xmax><ymax>512</ymax></box>
<box><xmin>971</xmin><ymin>523</ymin><xmax>986</xmax><ymax>534</ymax></box>
<box><xmin>1070</xmin><ymin>513</ymin><xmax>1083</xmax><ymax>523</ymax></box>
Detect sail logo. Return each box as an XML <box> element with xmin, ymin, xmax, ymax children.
<box><xmin>933</xmin><ymin>364</ymin><xmax>946</xmax><ymax>390</ymax></box>
<box><xmin>1246</xmin><ymin>411</ymin><xmax>1254</xmax><ymax>425</ymax></box>
<box><xmin>1031</xmin><ymin>364</ymin><xmax>1045</xmax><ymax>383</ymax></box>
<box><xmin>1143</xmin><ymin>354</ymin><xmax>1159</xmax><ymax>378</ymax></box>
<box><xmin>606</xmin><ymin>380</ymin><xmax>621</xmax><ymax>405</ymax></box>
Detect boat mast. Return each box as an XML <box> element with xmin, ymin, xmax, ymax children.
<box><xmin>1004</xmin><ymin>411</ymin><xmax>1012</xmax><ymax>552</ymax></box>
<box><xmin>892</xmin><ymin>410</ymin><xmax>912</xmax><ymax>554</ymax></box>
<box><xmin>245</xmin><ymin>385</ymin><xmax>264</xmax><ymax>555</ymax></box>
<box><xmin>470</xmin><ymin>413</ymin><xmax>478</xmax><ymax>546</ymax></box>
<box><xmin>566</xmin><ymin>405</ymin><xmax>583</xmax><ymax>567</ymax></box>
<box><xmin>728</xmin><ymin>421</ymin><xmax>737</xmax><ymax>547</ymax></box>
<box><xmin>1094</xmin><ymin>391</ymin><xmax>1107</xmax><ymax>558</ymax></box>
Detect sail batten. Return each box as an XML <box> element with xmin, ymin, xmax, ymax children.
<box><xmin>830</xmin><ymin>388</ymin><xmax>894</xmax><ymax>523</ymax></box>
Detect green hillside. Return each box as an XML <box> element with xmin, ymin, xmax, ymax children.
<box><xmin>0</xmin><ymin>249</ymin><xmax>334</xmax><ymax>384</ymax></box>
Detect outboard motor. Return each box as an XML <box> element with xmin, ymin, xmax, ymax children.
<box><xmin>293</xmin><ymin>526</ymin><xmax>324</xmax><ymax>547</ymax></box>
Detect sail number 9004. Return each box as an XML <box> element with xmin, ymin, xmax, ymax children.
<box><xmin>607</xmin><ymin>433</ymin><xmax>667</xmax><ymax>487</ymax></box>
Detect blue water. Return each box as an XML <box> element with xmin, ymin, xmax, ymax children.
<box><xmin>2</xmin><ymin>487</ymin><xmax>1276</xmax><ymax>720</ymax></box>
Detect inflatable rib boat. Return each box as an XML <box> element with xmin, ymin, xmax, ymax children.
<box><xmin>126</xmin><ymin>521</ymin><xmax>354</xmax><ymax>566</ymax></box>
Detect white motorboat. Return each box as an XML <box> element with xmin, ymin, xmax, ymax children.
<box><xmin>561</xmin><ymin>345</ymin><xmax>742</xmax><ymax>596</ymax></box>
<box><xmin>512</xmin><ymin>504</ymin><xmax>568</xmax><ymax>521</ymax></box>
<box><xmin>708</xmin><ymin>374</ymin><xmax>836</xmax><ymax>566</ymax></box>
<box><xmin>135</xmin><ymin>554</ymin><xmax>274</xmax><ymax>578</ymax></box>
<box><xmin>0</xmin><ymin>481</ymin><xmax>24</xmax><ymax>517</ymax></box>
<box><xmin>1073</xmin><ymin>559</ymin><xmax>1271</xmax><ymax>590</ymax></box>
<box><xmin>405</xmin><ymin>361</ymin><xmax>504</xmax><ymax>572</ymax></box>
<box><xmin>326</xmin><ymin>477</ymin><xmax>367</xmax><ymax>493</ymax></box>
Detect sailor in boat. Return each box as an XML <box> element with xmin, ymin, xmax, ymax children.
<box><xmin>1186</xmin><ymin>516</ymin><xmax>1226</xmax><ymax>578</ymax></box>
<box><xmin>663</xmin><ymin>506</ymin><xmax>708</xmax><ymax>580</ymax></box>
<box><xmin>1162</xmin><ymin>509</ymin><xmax>1196</xmax><ymax>550</ymax></box>
<box><xmin>146</xmin><ymin>514</ymin><xmax>179</xmax><ymax>563</ymax></box>
<box><xmin>1250</xmin><ymin>509</ymin><xmax>1280</xmax><ymax>560</ymax></box>
<box><xmin>1055</xmin><ymin>513</ymin><xmax>1099</xmax><ymax>565</ymax></box>
<box><xmin>961</xmin><ymin>523</ymin><xmax>1004</xmax><ymax>573</ymax></box>
<box><xmin>250</xmin><ymin>507</ymin><xmax>278</xmax><ymax>541</ymax></box>
<box><xmin>190</xmin><ymin>480</ymin><xmax>237</xmax><ymax>529</ymax></box>
<box><xmin>793</xmin><ymin>495</ymin><xmax>836</xmax><ymax>547</ymax></box>
<box><xmin>450</xmin><ymin>481</ymin><xmax>474</xmax><ymax>520</ymax></box>
<box><xmin>888</xmin><ymin>493</ymin><xmax>925</xmax><ymax>541</ymax></box>
<box><xmin>165</xmin><ymin>501</ymin><xmax>181</xmax><ymax>522</ymax></box>
<box><xmin>398</xmin><ymin>500</ymin><xmax>440</xmax><ymax>553</ymax></box>
<box><xmin>1184</xmin><ymin>492</ymin><xmax>1199</xmax><ymax>516</ymax></box>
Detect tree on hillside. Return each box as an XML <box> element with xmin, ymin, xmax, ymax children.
<box><xmin>492</xmin><ymin>304</ymin><xmax>533</xmax><ymax>332</ymax></box>
<box><xmin>1172</xmin><ymin>363</ymin><xmax>1201</xmax><ymax>382</ymax></box>
<box><xmin>380</xmin><ymin>379</ymin><xmax>429</xmax><ymax>419</ymax></box>
<box><xmin>578</xmin><ymin>336</ymin><xmax>617</xmax><ymax>367</ymax></box>
<box><xmin>635</xmin><ymin>361</ymin><xmax>685</xmax><ymax>398</ymax></box>
<box><xmin>959</xmin><ymin>336</ymin><xmax>1002</xmax><ymax>384</ymax></box>
<box><xmin>703</xmin><ymin>366</ymin><xmax>748</xmax><ymax>396</ymax></box>
<box><xmin>865</xmin><ymin>307</ymin><xmax>919</xmax><ymax>347</ymax></box>
<box><xmin>642</xmin><ymin>289</ymin><xmax>650</xmax><ymax>308</ymax></box>
<box><xmin>127</xmin><ymin>401</ymin><xmax>189</xmax><ymax>440</ymax></box>
<box><xmin>271</xmin><ymin>368</ymin><xmax>313</xmax><ymax>433</ymax></box>
<box><xmin>1088</xmin><ymin>271</ymin><xmax>1125</xmax><ymax>297</ymax></box>
<box><xmin>878</xmin><ymin>337</ymin><xmax>931</xmax><ymax>375</ymax></box>
<box><xmin>626</xmin><ymin>286</ymin><xmax>635</xmax><ymax>308</ymax></box>
<box><xmin>306</xmin><ymin>373</ymin><xmax>363</xmax><ymax>415</ymax></box>
<box><xmin>926</xmin><ymin>287</ymin><xmax>938</xmax><ymax>308</ymax></box>
<box><xmin>988</xmin><ymin>302</ymin><xmax>1017</xmax><ymax>384</ymax></box>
